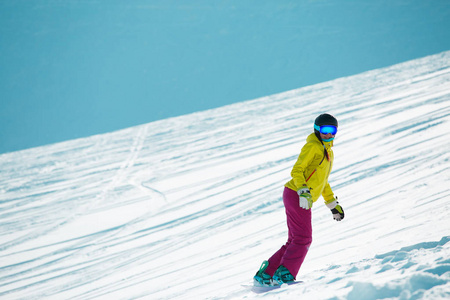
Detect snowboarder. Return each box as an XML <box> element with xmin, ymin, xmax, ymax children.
<box><xmin>254</xmin><ymin>113</ymin><xmax>345</xmax><ymax>286</ymax></box>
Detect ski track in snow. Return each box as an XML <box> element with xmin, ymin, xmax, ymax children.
<box><xmin>0</xmin><ymin>51</ymin><xmax>450</xmax><ymax>299</ymax></box>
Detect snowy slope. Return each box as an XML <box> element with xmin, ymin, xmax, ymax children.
<box><xmin>1</xmin><ymin>51</ymin><xmax>450</xmax><ymax>300</ymax></box>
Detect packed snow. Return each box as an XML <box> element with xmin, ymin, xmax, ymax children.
<box><xmin>1</xmin><ymin>51</ymin><xmax>449</xmax><ymax>299</ymax></box>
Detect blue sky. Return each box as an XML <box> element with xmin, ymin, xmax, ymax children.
<box><xmin>1</xmin><ymin>0</ymin><xmax>450</xmax><ymax>154</ymax></box>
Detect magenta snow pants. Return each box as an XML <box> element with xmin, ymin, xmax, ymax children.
<box><xmin>265</xmin><ymin>187</ymin><xmax>312</xmax><ymax>279</ymax></box>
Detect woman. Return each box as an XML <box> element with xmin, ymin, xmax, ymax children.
<box><xmin>254</xmin><ymin>113</ymin><xmax>345</xmax><ymax>286</ymax></box>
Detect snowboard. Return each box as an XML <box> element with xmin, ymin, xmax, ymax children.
<box><xmin>242</xmin><ymin>281</ymin><xmax>302</xmax><ymax>294</ymax></box>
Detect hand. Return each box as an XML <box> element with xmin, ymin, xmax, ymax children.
<box><xmin>298</xmin><ymin>186</ymin><xmax>313</xmax><ymax>210</ymax></box>
<box><xmin>326</xmin><ymin>199</ymin><xmax>344</xmax><ymax>221</ymax></box>
<box><xmin>331</xmin><ymin>204</ymin><xmax>344</xmax><ymax>221</ymax></box>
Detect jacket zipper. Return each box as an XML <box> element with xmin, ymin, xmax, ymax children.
<box><xmin>306</xmin><ymin>169</ymin><xmax>316</xmax><ymax>182</ymax></box>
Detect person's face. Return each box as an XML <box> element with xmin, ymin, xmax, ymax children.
<box><xmin>320</xmin><ymin>132</ymin><xmax>335</xmax><ymax>140</ymax></box>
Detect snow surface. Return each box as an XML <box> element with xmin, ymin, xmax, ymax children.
<box><xmin>1</xmin><ymin>51</ymin><xmax>450</xmax><ymax>300</ymax></box>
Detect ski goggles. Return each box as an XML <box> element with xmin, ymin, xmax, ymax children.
<box><xmin>314</xmin><ymin>124</ymin><xmax>338</xmax><ymax>135</ymax></box>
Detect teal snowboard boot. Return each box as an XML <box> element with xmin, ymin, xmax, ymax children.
<box><xmin>253</xmin><ymin>261</ymin><xmax>273</xmax><ymax>286</ymax></box>
<box><xmin>272</xmin><ymin>265</ymin><xmax>295</xmax><ymax>285</ymax></box>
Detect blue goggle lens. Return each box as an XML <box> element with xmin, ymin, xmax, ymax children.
<box><xmin>315</xmin><ymin>124</ymin><xmax>337</xmax><ymax>135</ymax></box>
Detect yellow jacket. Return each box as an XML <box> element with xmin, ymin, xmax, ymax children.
<box><xmin>285</xmin><ymin>133</ymin><xmax>335</xmax><ymax>206</ymax></box>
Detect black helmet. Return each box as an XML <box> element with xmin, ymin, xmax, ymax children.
<box><xmin>315</xmin><ymin>113</ymin><xmax>338</xmax><ymax>127</ymax></box>
<box><xmin>314</xmin><ymin>113</ymin><xmax>338</xmax><ymax>141</ymax></box>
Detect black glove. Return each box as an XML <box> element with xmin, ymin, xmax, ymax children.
<box><xmin>326</xmin><ymin>198</ymin><xmax>344</xmax><ymax>221</ymax></box>
<box><xmin>331</xmin><ymin>203</ymin><xmax>344</xmax><ymax>221</ymax></box>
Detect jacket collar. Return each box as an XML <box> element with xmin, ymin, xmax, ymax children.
<box><xmin>307</xmin><ymin>132</ymin><xmax>334</xmax><ymax>148</ymax></box>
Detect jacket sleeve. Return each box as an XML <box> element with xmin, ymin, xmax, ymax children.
<box><xmin>322</xmin><ymin>182</ymin><xmax>335</xmax><ymax>204</ymax></box>
<box><xmin>290</xmin><ymin>142</ymin><xmax>318</xmax><ymax>191</ymax></box>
